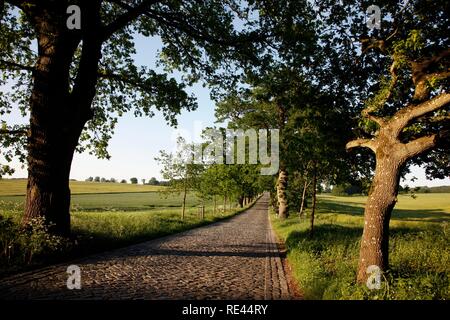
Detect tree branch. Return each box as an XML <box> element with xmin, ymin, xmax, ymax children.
<box><xmin>102</xmin><ymin>0</ymin><xmax>161</xmax><ymax>40</ymax></box>
<box><xmin>361</xmin><ymin>109</ymin><xmax>386</xmax><ymax>126</ymax></box>
<box><xmin>107</xmin><ymin>0</ymin><xmax>264</xmax><ymax>47</ymax></box>
<box><xmin>390</xmin><ymin>93</ymin><xmax>450</xmax><ymax>134</ymax></box>
<box><xmin>97</xmin><ymin>69</ymin><xmax>148</xmax><ymax>90</ymax></box>
<box><xmin>400</xmin><ymin>134</ymin><xmax>438</xmax><ymax>159</ymax></box>
<box><xmin>411</xmin><ymin>48</ymin><xmax>450</xmax><ymax>101</ymax></box>
<box><xmin>360</xmin><ymin>60</ymin><xmax>399</xmax><ymax>127</ymax></box>
<box><xmin>346</xmin><ymin>138</ymin><xmax>377</xmax><ymax>153</ymax></box>
<box><xmin>0</xmin><ymin>59</ymin><xmax>34</xmax><ymax>72</ymax></box>
<box><xmin>0</xmin><ymin>128</ymin><xmax>28</xmax><ymax>135</ymax></box>
<box><xmin>146</xmin><ymin>8</ymin><xmax>263</xmax><ymax>47</ymax></box>
<box><xmin>411</xmin><ymin>48</ymin><xmax>450</xmax><ymax>77</ymax></box>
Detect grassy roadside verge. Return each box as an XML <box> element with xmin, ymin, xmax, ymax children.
<box><xmin>270</xmin><ymin>195</ymin><xmax>449</xmax><ymax>300</ymax></box>
<box><xmin>0</xmin><ymin>197</ymin><xmax>259</xmax><ymax>278</ymax></box>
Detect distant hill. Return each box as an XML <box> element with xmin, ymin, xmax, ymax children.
<box><xmin>0</xmin><ymin>179</ymin><xmax>165</xmax><ymax>197</ymax></box>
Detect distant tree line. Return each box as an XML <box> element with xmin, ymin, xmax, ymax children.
<box><xmin>329</xmin><ymin>183</ymin><xmax>450</xmax><ymax>196</ymax></box>
<box><xmin>398</xmin><ymin>185</ymin><xmax>450</xmax><ymax>194</ymax></box>
<box><xmin>84</xmin><ymin>176</ymin><xmax>169</xmax><ymax>186</ymax></box>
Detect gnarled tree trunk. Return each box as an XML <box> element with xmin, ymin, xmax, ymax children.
<box><xmin>22</xmin><ymin>5</ymin><xmax>102</xmax><ymax>235</ymax></box>
<box><xmin>22</xmin><ymin>29</ymin><xmax>80</xmax><ymax>235</ymax></box>
<box><xmin>347</xmin><ymin>92</ymin><xmax>450</xmax><ymax>283</ymax></box>
<box><xmin>356</xmin><ymin>151</ymin><xmax>404</xmax><ymax>282</ymax></box>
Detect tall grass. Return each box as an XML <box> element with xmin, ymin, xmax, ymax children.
<box><xmin>271</xmin><ymin>194</ymin><xmax>450</xmax><ymax>300</ymax></box>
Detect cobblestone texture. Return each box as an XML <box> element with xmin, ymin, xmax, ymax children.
<box><xmin>0</xmin><ymin>194</ymin><xmax>291</xmax><ymax>300</ymax></box>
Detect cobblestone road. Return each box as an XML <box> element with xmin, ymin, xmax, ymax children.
<box><xmin>0</xmin><ymin>194</ymin><xmax>291</xmax><ymax>300</ymax></box>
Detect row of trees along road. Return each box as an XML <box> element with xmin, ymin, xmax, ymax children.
<box><xmin>155</xmin><ymin>136</ymin><xmax>269</xmax><ymax>220</ymax></box>
<box><xmin>0</xmin><ymin>1</ymin><xmax>448</xmax><ymax>284</ymax></box>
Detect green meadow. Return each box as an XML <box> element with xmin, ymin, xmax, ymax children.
<box><xmin>0</xmin><ymin>179</ymin><xmax>164</xmax><ymax>196</ymax></box>
<box><xmin>0</xmin><ymin>181</ymin><xmax>248</xmax><ymax>277</ymax></box>
<box><xmin>271</xmin><ymin>193</ymin><xmax>450</xmax><ymax>300</ymax></box>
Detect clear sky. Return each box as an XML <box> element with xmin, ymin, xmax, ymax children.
<box><xmin>2</xmin><ymin>34</ymin><xmax>450</xmax><ymax>187</ymax></box>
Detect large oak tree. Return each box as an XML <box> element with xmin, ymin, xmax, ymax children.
<box><xmin>343</xmin><ymin>0</ymin><xmax>450</xmax><ymax>282</ymax></box>
<box><xmin>0</xmin><ymin>0</ymin><xmax>260</xmax><ymax>235</ymax></box>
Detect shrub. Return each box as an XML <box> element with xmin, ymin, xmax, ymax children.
<box><xmin>0</xmin><ymin>214</ymin><xmax>69</xmax><ymax>273</ymax></box>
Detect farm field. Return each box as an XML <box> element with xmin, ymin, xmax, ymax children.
<box><xmin>0</xmin><ymin>181</ymin><xmax>247</xmax><ymax>277</ymax></box>
<box><xmin>0</xmin><ymin>179</ymin><xmax>164</xmax><ymax>196</ymax></box>
<box><xmin>0</xmin><ymin>191</ymin><xmax>203</xmax><ymax>211</ymax></box>
<box><xmin>271</xmin><ymin>193</ymin><xmax>450</xmax><ymax>300</ymax></box>
<box><xmin>1</xmin><ymin>179</ymin><xmax>449</xmax><ymax>299</ymax></box>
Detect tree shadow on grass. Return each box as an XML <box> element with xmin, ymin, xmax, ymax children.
<box><xmin>285</xmin><ymin>224</ymin><xmax>363</xmax><ymax>252</ymax></box>
<box><xmin>284</xmin><ymin>223</ymin><xmax>429</xmax><ymax>253</ymax></box>
<box><xmin>318</xmin><ymin>199</ymin><xmax>450</xmax><ymax>223</ymax></box>
<box><xmin>276</xmin><ymin>217</ymin><xmax>304</xmax><ymax>229</ymax></box>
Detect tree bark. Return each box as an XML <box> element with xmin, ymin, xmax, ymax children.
<box><xmin>238</xmin><ymin>196</ymin><xmax>244</xmax><ymax>208</ymax></box>
<box><xmin>346</xmin><ymin>45</ymin><xmax>450</xmax><ymax>282</ymax></box>
<box><xmin>277</xmin><ymin>168</ymin><xmax>288</xmax><ymax>219</ymax></box>
<box><xmin>356</xmin><ymin>152</ymin><xmax>403</xmax><ymax>282</ymax></box>
<box><xmin>21</xmin><ymin>26</ymin><xmax>80</xmax><ymax>235</ymax></box>
<box><xmin>299</xmin><ymin>179</ymin><xmax>309</xmax><ymax>217</ymax></box>
<box><xmin>181</xmin><ymin>181</ymin><xmax>187</xmax><ymax>220</ymax></box>
<box><xmin>309</xmin><ymin>167</ymin><xmax>317</xmax><ymax>237</ymax></box>
<box><xmin>223</xmin><ymin>195</ymin><xmax>227</xmax><ymax>214</ymax></box>
<box><xmin>201</xmin><ymin>199</ymin><xmax>205</xmax><ymax>219</ymax></box>
<box><xmin>21</xmin><ymin>4</ymin><xmax>102</xmax><ymax>235</ymax></box>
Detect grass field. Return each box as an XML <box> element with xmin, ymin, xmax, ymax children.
<box><xmin>271</xmin><ymin>193</ymin><xmax>450</xmax><ymax>300</ymax></box>
<box><xmin>0</xmin><ymin>191</ymin><xmax>204</xmax><ymax>211</ymax></box>
<box><xmin>0</xmin><ymin>181</ymin><xmax>249</xmax><ymax>277</ymax></box>
<box><xmin>0</xmin><ymin>179</ymin><xmax>164</xmax><ymax>196</ymax></box>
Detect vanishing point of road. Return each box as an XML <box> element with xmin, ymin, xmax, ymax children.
<box><xmin>0</xmin><ymin>193</ymin><xmax>293</xmax><ymax>300</ymax></box>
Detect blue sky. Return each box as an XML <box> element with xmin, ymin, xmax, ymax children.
<box><xmin>3</xmin><ymin>34</ymin><xmax>450</xmax><ymax>187</ymax></box>
<box><xmin>4</xmin><ymin>34</ymin><xmax>220</xmax><ymax>182</ymax></box>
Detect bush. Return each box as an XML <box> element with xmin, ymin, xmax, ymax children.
<box><xmin>0</xmin><ymin>214</ymin><xmax>69</xmax><ymax>273</ymax></box>
<box><xmin>331</xmin><ymin>183</ymin><xmax>362</xmax><ymax>196</ymax></box>
<box><xmin>331</xmin><ymin>184</ymin><xmax>350</xmax><ymax>196</ymax></box>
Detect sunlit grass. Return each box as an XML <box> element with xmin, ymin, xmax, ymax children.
<box><xmin>271</xmin><ymin>193</ymin><xmax>450</xmax><ymax>300</ymax></box>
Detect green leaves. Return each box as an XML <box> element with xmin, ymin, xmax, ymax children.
<box><xmin>404</xmin><ymin>30</ymin><xmax>425</xmax><ymax>53</ymax></box>
<box><xmin>1</xmin><ymin>0</ymin><xmax>264</xmax><ymax>171</ymax></box>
